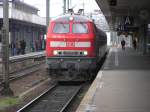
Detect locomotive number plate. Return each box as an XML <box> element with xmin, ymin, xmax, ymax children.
<box><xmin>66</xmin><ymin>42</ymin><xmax>75</xmax><ymax>47</ymax></box>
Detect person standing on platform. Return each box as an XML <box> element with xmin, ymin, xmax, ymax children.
<box><xmin>20</xmin><ymin>39</ymin><xmax>26</xmax><ymax>54</ymax></box>
<box><xmin>121</xmin><ymin>39</ymin><xmax>126</xmax><ymax>50</ymax></box>
<box><xmin>10</xmin><ymin>42</ymin><xmax>16</xmax><ymax>56</ymax></box>
<box><xmin>133</xmin><ymin>39</ymin><xmax>137</xmax><ymax>50</ymax></box>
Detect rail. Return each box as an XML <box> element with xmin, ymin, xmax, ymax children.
<box><xmin>17</xmin><ymin>81</ymin><xmax>83</xmax><ymax>112</ymax></box>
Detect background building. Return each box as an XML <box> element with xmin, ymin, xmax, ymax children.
<box><xmin>0</xmin><ymin>0</ymin><xmax>46</xmax><ymax>56</ymax></box>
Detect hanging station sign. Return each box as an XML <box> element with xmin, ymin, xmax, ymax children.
<box><xmin>117</xmin><ymin>16</ymin><xmax>136</xmax><ymax>32</ymax></box>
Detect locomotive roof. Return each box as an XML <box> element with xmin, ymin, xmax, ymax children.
<box><xmin>51</xmin><ymin>14</ymin><xmax>93</xmax><ymax>22</ymax></box>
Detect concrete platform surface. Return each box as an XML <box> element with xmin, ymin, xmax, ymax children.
<box><xmin>76</xmin><ymin>47</ymin><xmax>150</xmax><ymax>112</ymax></box>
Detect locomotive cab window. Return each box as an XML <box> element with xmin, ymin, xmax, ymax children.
<box><xmin>53</xmin><ymin>23</ymin><xmax>69</xmax><ymax>33</ymax></box>
<box><xmin>73</xmin><ymin>23</ymin><xmax>88</xmax><ymax>34</ymax></box>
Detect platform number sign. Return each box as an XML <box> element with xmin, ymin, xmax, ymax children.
<box><xmin>117</xmin><ymin>16</ymin><xmax>134</xmax><ymax>31</ymax></box>
<box><xmin>125</xmin><ymin>16</ymin><xmax>131</xmax><ymax>25</ymax></box>
<box><xmin>124</xmin><ymin>16</ymin><xmax>133</xmax><ymax>25</ymax></box>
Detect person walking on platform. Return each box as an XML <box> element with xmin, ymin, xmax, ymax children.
<box><xmin>121</xmin><ymin>39</ymin><xmax>126</xmax><ymax>50</ymax></box>
<box><xmin>133</xmin><ymin>39</ymin><xmax>137</xmax><ymax>50</ymax></box>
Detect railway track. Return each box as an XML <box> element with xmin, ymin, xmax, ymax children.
<box><xmin>10</xmin><ymin>61</ymin><xmax>45</xmax><ymax>80</ymax></box>
<box><xmin>0</xmin><ymin>62</ymin><xmax>45</xmax><ymax>85</ymax></box>
<box><xmin>0</xmin><ymin>52</ymin><xmax>46</xmax><ymax>86</ymax></box>
<box><xmin>17</xmin><ymin>81</ymin><xmax>83</xmax><ymax>112</ymax></box>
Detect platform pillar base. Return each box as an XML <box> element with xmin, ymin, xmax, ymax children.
<box><xmin>0</xmin><ymin>83</ymin><xmax>14</xmax><ymax>96</ymax></box>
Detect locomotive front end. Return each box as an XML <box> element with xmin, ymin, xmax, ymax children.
<box><xmin>46</xmin><ymin>15</ymin><xmax>97</xmax><ymax>79</ymax></box>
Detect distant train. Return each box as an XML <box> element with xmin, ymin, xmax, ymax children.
<box><xmin>46</xmin><ymin>14</ymin><xmax>107</xmax><ymax>80</ymax></box>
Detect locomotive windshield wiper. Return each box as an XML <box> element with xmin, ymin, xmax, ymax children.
<box><xmin>60</xmin><ymin>22</ymin><xmax>66</xmax><ymax>28</ymax></box>
<box><xmin>80</xmin><ymin>22</ymin><xmax>87</xmax><ymax>29</ymax></box>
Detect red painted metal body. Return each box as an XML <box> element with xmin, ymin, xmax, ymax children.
<box><xmin>46</xmin><ymin>14</ymin><xmax>107</xmax><ymax>77</ymax></box>
<box><xmin>46</xmin><ymin>17</ymin><xmax>96</xmax><ymax>57</ymax></box>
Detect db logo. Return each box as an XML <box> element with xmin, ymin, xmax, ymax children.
<box><xmin>66</xmin><ymin>42</ymin><xmax>75</xmax><ymax>47</ymax></box>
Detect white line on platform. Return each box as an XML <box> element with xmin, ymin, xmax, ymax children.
<box><xmin>97</xmin><ymin>71</ymin><xmax>103</xmax><ymax>79</ymax></box>
<box><xmin>96</xmin><ymin>71</ymin><xmax>104</xmax><ymax>89</ymax></box>
<box><xmin>104</xmin><ymin>48</ymin><xmax>112</xmax><ymax>68</ymax></box>
<box><xmin>99</xmin><ymin>82</ymin><xmax>104</xmax><ymax>89</ymax></box>
<box><xmin>85</xmin><ymin>104</ymin><xmax>96</xmax><ymax>112</ymax></box>
<box><xmin>115</xmin><ymin>48</ymin><xmax>119</xmax><ymax>66</ymax></box>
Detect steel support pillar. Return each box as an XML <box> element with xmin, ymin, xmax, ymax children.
<box><xmin>1</xmin><ymin>0</ymin><xmax>14</xmax><ymax>96</ymax></box>
<box><xmin>67</xmin><ymin>0</ymin><xmax>69</xmax><ymax>11</ymax></box>
<box><xmin>143</xmin><ymin>24</ymin><xmax>147</xmax><ymax>55</ymax></box>
<box><xmin>63</xmin><ymin>0</ymin><xmax>66</xmax><ymax>14</ymax></box>
<box><xmin>46</xmin><ymin>0</ymin><xmax>50</xmax><ymax>31</ymax></box>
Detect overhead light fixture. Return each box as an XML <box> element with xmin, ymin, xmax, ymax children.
<box><xmin>68</xmin><ymin>9</ymin><xmax>74</xmax><ymax>15</ymax></box>
<box><xmin>78</xmin><ymin>9</ymin><xmax>84</xmax><ymax>15</ymax></box>
<box><xmin>109</xmin><ymin>0</ymin><xmax>117</xmax><ymax>6</ymax></box>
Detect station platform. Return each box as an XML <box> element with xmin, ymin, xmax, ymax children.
<box><xmin>76</xmin><ymin>47</ymin><xmax>150</xmax><ymax>112</ymax></box>
<box><xmin>0</xmin><ymin>51</ymin><xmax>45</xmax><ymax>76</ymax></box>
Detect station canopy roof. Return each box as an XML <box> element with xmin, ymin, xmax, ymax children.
<box><xmin>96</xmin><ymin>0</ymin><xmax>150</xmax><ymax>31</ymax></box>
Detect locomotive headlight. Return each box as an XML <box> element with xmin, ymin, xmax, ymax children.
<box><xmin>83</xmin><ymin>51</ymin><xmax>88</xmax><ymax>55</ymax></box>
<box><xmin>69</xmin><ymin>16</ymin><xmax>74</xmax><ymax>21</ymax></box>
<box><xmin>53</xmin><ymin>51</ymin><xmax>58</xmax><ymax>55</ymax></box>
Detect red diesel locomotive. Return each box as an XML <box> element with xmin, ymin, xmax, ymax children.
<box><xmin>46</xmin><ymin>14</ymin><xmax>107</xmax><ymax>80</ymax></box>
